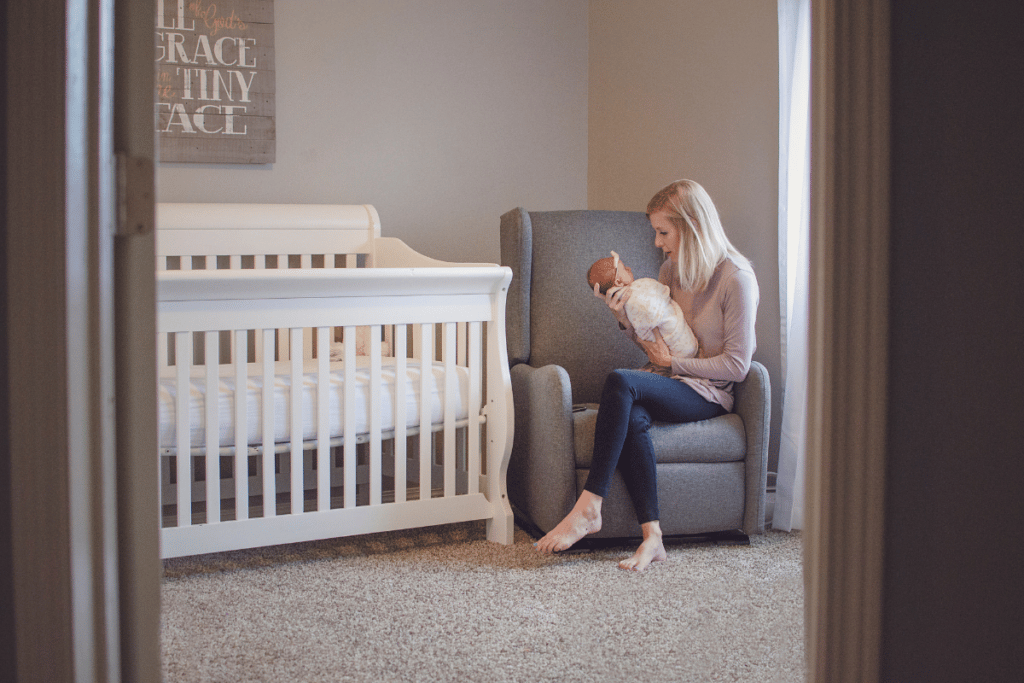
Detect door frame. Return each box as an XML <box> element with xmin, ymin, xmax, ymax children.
<box><xmin>2</xmin><ymin>0</ymin><xmax>158</xmax><ymax>681</ymax></box>
<box><xmin>805</xmin><ymin>1</ymin><xmax>890</xmax><ymax>682</ymax></box>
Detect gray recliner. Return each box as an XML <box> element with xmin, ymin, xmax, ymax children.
<box><xmin>500</xmin><ymin>208</ymin><xmax>770</xmax><ymax>541</ymax></box>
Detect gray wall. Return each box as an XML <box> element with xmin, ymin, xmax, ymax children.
<box><xmin>157</xmin><ymin>0</ymin><xmax>589</xmax><ymax>265</ymax></box>
<box><xmin>588</xmin><ymin>0</ymin><xmax>782</xmax><ymax>471</ymax></box>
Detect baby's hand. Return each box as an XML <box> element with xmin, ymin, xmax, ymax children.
<box><xmin>594</xmin><ymin>282</ymin><xmax>631</xmax><ymax>328</ymax></box>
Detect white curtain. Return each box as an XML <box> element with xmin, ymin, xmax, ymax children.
<box><xmin>774</xmin><ymin>0</ymin><xmax>811</xmax><ymax>532</ymax></box>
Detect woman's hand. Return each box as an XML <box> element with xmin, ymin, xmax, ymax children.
<box><xmin>593</xmin><ymin>282</ymin><xmax>631</xmax><ymax>328</ymax></box>
<box><xmin>593</xmin><ymin>283</ymin><xmax>671</xmax><ymax>365</ymax></box>
<box><xmin>636</xmin><ymin>328</ymin><xmax>672</xmax><ymax>367</ymax></box>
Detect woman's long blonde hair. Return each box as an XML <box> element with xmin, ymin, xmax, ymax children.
<box><xmin>646</xmin><ymin>179</ymin><xmax>749</xmax><ymax>292</ymax></box>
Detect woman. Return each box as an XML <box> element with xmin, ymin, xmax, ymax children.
<box><xmin>533</xmin><ymin>179</ymin><xmax>759</xmax><ymax>571</ymax></box>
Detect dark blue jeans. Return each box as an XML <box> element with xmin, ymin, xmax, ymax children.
<box><xmin>583</xmin><ymin>369</ymin><xmax>727</xmax><ymax>525</ymax></box>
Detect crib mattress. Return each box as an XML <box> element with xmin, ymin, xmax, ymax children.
<box><xmin>158</xmin><ymin>357</ymin><xmax>470</xmax><ymax>451</ymax></box>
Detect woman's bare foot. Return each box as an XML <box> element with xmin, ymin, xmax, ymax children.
<box><xmin>619</xmin><ymin>521</ymin><xmax>667</xmax><ymax>571</ymax></box>
<box><xmin>534</xmin><ymin>491</ymin><xmax>603</xmax><ymax>553</ymax></box>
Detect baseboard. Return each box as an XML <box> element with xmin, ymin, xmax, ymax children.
<box><xmin>566</xmin><ymin>530</ymin><xmax>750</xmax><ymax>552</ymax></box>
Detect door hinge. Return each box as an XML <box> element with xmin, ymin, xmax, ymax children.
<box><xmin>115</xmin><ymin>152</ymin><xmax>155</xmax><ymax>236</ymax></box>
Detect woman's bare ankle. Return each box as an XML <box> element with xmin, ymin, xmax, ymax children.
<box><xmin>618</xmin><ymin>521</ymin><xmax>667</xmax><ymax>571</ymax></box>
<box><xmin>640</xmin><ymin>520</ymin><xmax>662</xmax><ymax>542</ymax></box>
<box><xmin>574</xmin><ymin>490</ymin><xmax>603</xmax><ymax>521</ymax></box>
<box><xmin>533</xmin><ymin>491</ymin><xmax>603</xmax><ymax>553</ymax></box>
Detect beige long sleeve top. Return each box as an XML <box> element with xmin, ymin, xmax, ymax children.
<box><xmin>633</xmin><ymin>255</ymin><xmax>759</xmax><ymax>412</ymax></box>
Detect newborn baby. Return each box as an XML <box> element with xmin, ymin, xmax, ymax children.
<box><xmin>587</xmin><ymin>251</ymin><xmax>699</xmax><ymax>360</ymax></box>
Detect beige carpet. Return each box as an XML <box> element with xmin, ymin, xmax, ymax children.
<box><xmin>162</xmin><ymin>523</ymin><xmax>804</xmax><ymax>682</ymax></box>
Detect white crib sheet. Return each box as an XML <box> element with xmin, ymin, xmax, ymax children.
<box><xmin>158</xmin><ymin>357</ymin><xmax>470</xmax><ymax>451</ymax></box>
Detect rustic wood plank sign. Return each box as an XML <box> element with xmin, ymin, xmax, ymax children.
<box><xmin>155</xmin><ymin>0</ymin><xmax>275</xmax><ymax>164</ymax></box>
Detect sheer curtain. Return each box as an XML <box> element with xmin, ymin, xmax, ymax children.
<box><xmin>774</xmin><ymin>0</ymin><xmax>811</xmax><ymax>532</ymax></box>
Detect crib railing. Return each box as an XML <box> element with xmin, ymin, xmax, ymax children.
<box><xmin>160</xmin><ymin>322</ymin><xmax>485</xmax><ymax>517</ymax></box>
<box><xmin>156</xmin><ymin>248</ymin><xmax>375</xmax><ymax>368</ymax></box>
<box><xmin>156</xmin><ymin>201</ymin><xmax>382</xmax><ymax>365</ymax></box>
<box><xmin>156</xmin><ymin>266</ymin><xmax>513</xmax><ymax>557</ymax></box>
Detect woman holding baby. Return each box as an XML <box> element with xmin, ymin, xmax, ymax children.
<box><xmin>533</xmin><ymin>179</ymin><xmax>759</xmax><ymax>571</ymax></box>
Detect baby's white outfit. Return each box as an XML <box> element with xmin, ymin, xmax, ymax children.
<box><xmin>625</xmin><ymin>278</ymin><xmax>699</xmax><ymax>359</ymax></box>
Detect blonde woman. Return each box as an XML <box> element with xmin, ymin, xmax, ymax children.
<box><xmin>534</xmin><ymin>180</ymin><xmax>759</xmax><ymax>571</ymax></box>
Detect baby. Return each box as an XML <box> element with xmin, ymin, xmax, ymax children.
<box><xmin>587</xmin><ymin>251</ymin><xmax>698</xmax><ymax>360</ymax></box>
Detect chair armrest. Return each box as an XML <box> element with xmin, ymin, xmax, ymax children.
<box><xmin>733</xmin><ymin>360</ymin><xmax>771</xmax><ymax>535</ymax></box>
<box><xmin>500</xmin><ymin>208</ymin><xmax>532</xmax><ymax>366</ymax></box>
<box><xmin>508</xmin><ymin>363</ymin><xmax>578</xmax><ymax>534</ymax></box>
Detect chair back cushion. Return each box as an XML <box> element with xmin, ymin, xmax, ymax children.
<box><xmin>501</xmin><ymin>208</ymin><xmax>664</xmax><ymax>404</ymax></box>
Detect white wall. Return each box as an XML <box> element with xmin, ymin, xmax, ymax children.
<box><xmin>157</xmin><ymin>0</ymin><xmax>589</xmax><ymax>264</ymax></box>
<box><xmin>589</xmin><ymin>0</ymin><xmax>782</xmax><ymax>470</ymax></box>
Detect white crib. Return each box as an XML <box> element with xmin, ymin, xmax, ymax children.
<box><xmin>156</xmin><ymin>203</ymin><xmax>514</xmax><ymax>558</ymax></box>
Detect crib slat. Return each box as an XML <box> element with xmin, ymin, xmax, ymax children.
<box><xmin>289</xmin><ymin>327</ymin><xmax>303</xmax><ymax>515</ymax></box>
<box><xmin>300</xmin><ymin>255</ymin><xmax>315</xmax><ymax>361</ymax></box>
<box><xmin>316</xmin><ymin>326</ymin><xmax>330</xmax><ymax>511</ymax></box>
<box><xmin>468</xmin><ymin>322</ymin><xmax>482</xmax><ymax>494</ymax></box>
<box><xmin>418</xmin><ymin>324</ymin><xmax>433</xmax><ymax>501</ymax></box>
<box><xmin>234</xmin><ymin>329</ymin><xmax>249</xmax><ymax>521</ymax></box>
<box><xmin>457</xmin><ymin>322</ymin><xmax>467</xmax><ymax>366</ymax></box>
<box><xmin>253</xmin><ymin>258</ymin><xmax>266</xmax><ymax>363</ymax></box>
<box><xmin>205</xmin><ymin>331</ymin><xmax>221</xmax><ymax>524</ymax></box>
<box><xmin>261</xmin><ymin>328</ymin><xmax>275</xmax><ymax>518</ymax></box>
<box><xmin>393</xmin><ymin>325</ymin><xmax>408</xmax><ymax>504</ymax></box>
<box><xmin>175</xmin><ymin>332</ymin><xmax>192</xmax><ymax>527</ymax></box>
<box><xmin>342</xmin><ymin>326</ymin><xmax>357</xmax><ymax>508</ymax></box>
<box><xmin>277</xmin><ymin>255</ymin><xmax>290</xmax><ymax>362</ymax></box>
<box><xmin>443</xmin><ymin>322</ymin><xmax>456</xmax><ymax>498</ymax></box>
<box><xmin>455</xmin><ymin>322</ymin><xmax>468</xmax><ymax>486</ymax></box>
<box><xmin>369</xmin><ymin>326</ymin><xmax>382</xmax><ymax>506</ymax></box>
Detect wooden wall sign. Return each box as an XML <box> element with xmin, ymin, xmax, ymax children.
<box><xmin>155</xmin><ymin>0</ymin><xmax>275</xmax><ymax>164</ymax></box>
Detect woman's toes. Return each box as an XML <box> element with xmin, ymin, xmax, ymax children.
<box><xmin>618</xmin><ymin>540</ymin><xmax>667</xmax><ymax>571</ymax></box>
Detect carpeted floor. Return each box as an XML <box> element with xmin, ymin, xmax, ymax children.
<box><xmin>162</xmin><ymin>523</ymin><xmax>804</xmax><ymax>682</ymax></box>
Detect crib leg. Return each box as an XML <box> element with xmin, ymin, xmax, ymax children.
<box><xmin>486</xmin><ymin>499</ymin><xmax>515</xmax><ymax>545</ymax></box>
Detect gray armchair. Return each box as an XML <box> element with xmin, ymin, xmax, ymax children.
<box><xmin>500</xmin><ymin>208</ymin><xmax>770</xmax><ymax>542</ymax></box>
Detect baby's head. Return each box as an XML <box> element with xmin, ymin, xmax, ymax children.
<box><xmin>587</xmin><ymin>251</ymin><xmax>635</xmax><ymax>294</ymax></box>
